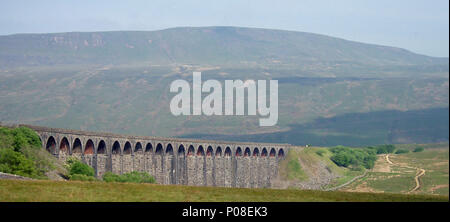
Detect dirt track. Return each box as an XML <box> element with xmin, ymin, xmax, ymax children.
<box><xmin>385</xmin><ymin>154</ymin><xmax>426</xmax><ymax>193</ymax></box>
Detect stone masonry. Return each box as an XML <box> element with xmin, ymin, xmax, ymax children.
<box><xmin>23</xmin><ymin>124</ymin><xmax>289</xmax><ymax>188</ymax></box>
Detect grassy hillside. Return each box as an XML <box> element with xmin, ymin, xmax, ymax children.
<box><xmin>276</xmin><ymin>146</ymin><xmax>368</xmax><ymax>190</ymax></box>
<box><xmin>0</xmin><ymin>179</ymin><xmax>446</xmax><ymax>202</ymax></box>
<box><xmin>341</xmin><ymin>144</ymin><xmax>449</xmax><ymax>195</ymax></box>
<box><xmin>187</xmin><ymin>107</ymin><xmax>449</xmax><ymax>146</ymax></box>
<box><xmin>0</xmin><ymin>27</ymin><xmax>448</xmax><ymax>146</ymax></box>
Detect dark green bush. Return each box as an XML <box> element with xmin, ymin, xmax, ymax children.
<box><xmin>67</xmin><ymin>159</ymin><xmax>95</xmax><ymax>177</ymax></box>
<box><xmin>0</xmin><ymin>148</ymin><xmax>38</xmax><ymax>177</ymax></box>
<box><xmin>329</xmin><ymin>145</ymin><xmax>376</xmax><ymax>170</ymax></box>
<box><xmin>395</xmin><ymin>149</ymin><xmax>409</xmax><ymax>154</ymax></box>
<box><xmin>103</xmin><ymin>171</ymin><xmax>155</xmax><ymax>183</ymax></box>
<box><xmin>372</xmin><ymin>144</ymin><xmax>396</xmax><ymax>154</ymax></box>
<box><xmin>0</xmin><ymin>126</ymin><xmax>59</xmax><ymax>179</ymax></box>
<box><xmin>69</xmin><ymin>174</ymin><xmax>97</xmax><ymax>181</ymax></box>
<box><xmin>413</xmin><ymin>147</ymin><xmax>424</xmax><ymax>152</ymax></box>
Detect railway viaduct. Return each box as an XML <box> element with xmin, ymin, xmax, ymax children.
<box><xmin>22</xmin><ymin>125</ymin><xmax>289</xmax><ymax>188</ymax></box>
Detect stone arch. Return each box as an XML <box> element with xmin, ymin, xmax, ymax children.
<box><xmin>111</xmin><ymin>141</ymin><xmax>121</xmax><ymax>174</ymax></box>
<box><xmin>206</xmin><ymin>146</ymin><xmax>213</xmax><ymax>156</ymax></box>
<box><xmin>83</xmin><ymin>139</ymin><xmax>95</xmax><ymax>167</ymax></box>
<box><xmin>154</xmin><ymin>143</ymin><xmax>164</xmax><ymax>184</ymax></box>
<box><xmin>261</xmin><ymin>148</ymin><xmax>268</xmax><ymax>157</ymax></box>
<box><xmin>72</xmin><ymin>138</ymin><xmax>82</xmax><ymax>155</ymax></box>
<box><xmin>253</xmin><ymin>147</ymin><xmax>260</xmax><ymax>156</ymax></box>
<box><xmin>165</xmin><ymin>144</ymin><xmax>175</xmax><ymax>184</ymax></box>
<box><xmin>59</xmin><ymin>137</ymin><xmax>69</xmax><ymax>156</ymax></box>
<box><xmin>187</xmin><ymin>145</ymin><xmax>195</xmax><ymax>156</ymax></box>
<box><xmin>155</xmin><ymin>143</ymin><xmax>164</xmax><ymax>155</ymax></box>
<box><xmin>135</xmin><ymin>142</ymin><xmax>143</xmax><ymax>153</ymax></box>
<box><xmin>269</xmin><ymin>148</ymin><xmax>276</xmax><ymax>157</ymax></box>
<box><xmin>223</xmin><ymin>146</ymin><xmax>232</xmax><ymax>187</ymax></box>
<box><xmin>278</xmin><ymin>148</ymin><xmax>285</xmax><ymax>158</ymax></box>
<box><xmin>145</xmin><ymin>142</ymin><xmax>153</xmax><ymax>153</ymax></box>
<box><xmin>224</xmin><ymin>147</ymin><xmax>232</xmax><ymax>156</ymax></box>
<box><xmin>178</xmin><ymin>144</ymin><xmax>185</xmax><ymax>155</ymax></box>
<box><xmin>186</xmin><ymin>145</ymin><xmax>196</xmax><ymax>185</ymax></box>
<box><xmin>166</xmin><ymin>144</ymin><xmax>174</xmax><ymax>154</ymax></box>
<box><xmin>244</xmin><ymin>147</ymin><xmax>251</xmax><ymax>157</ymax></box>
<box><xmin>197</xmin><ymin>145</ymin><xmax>205</xmax><ymax>156</ymax></box>
<box><xmin>144</xmin><ymin>142</ymin><xmax>153</xmax><ymax>178</ymax></box>
<box><xmin>45</xmin><ymin>136</ymin><xmax>56</xmax><ymax>154</ymax></box>
<box><xmin>177</xmin><ymin>144</ymin><xmax>186</xmax><ymax>185</ymax></box>
<box><xmin>134</xmin><ymin>142</ymin><xmax>144</xmax><ymax>172</ymax></box>
<box><xmin>97</xmin><ymin>140</ymin><xmax>106</xmax><ymax>154</ymax></box>
<box><xmin>205</xmin><ymin>145</ymin><xmax>214</xmax><ymax>186</ymax></box>
<box><xmin>123</xmin><ymin>141</ymin><xmax>133</xmax><ymax>173</ymax></box>
<box><xmin>96</xmin><ymin>140</ymin><xmax>107</xmax><ymax>178</ymax></box>
<box><xmin>215</xmin><ymin>146</ymin><xmax>222</xmax><ymax>156</ymax></box>
<box><xmin>84</xmin><ymin>139</ymin><xmax>94</xmax><ymax>154</ymax></box>
<box><xmin>123</xmin><ymin>141</ymin><xmax>132</xmax><ymax>154</ymax></box>
<box><xmin>235</xmin><ymin>147</ymin><xmax>242</xmax><ymax>156</ymax></box>
<box><xmin>112</xmin><ymin>141</ymin><xmax>121</xmax><ymax>154</ymax></box>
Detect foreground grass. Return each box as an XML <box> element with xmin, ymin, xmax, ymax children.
<box><xmin>0</xmin><ymin>179</ymin><xmax>447</xmax><ymax>202</ymax></box>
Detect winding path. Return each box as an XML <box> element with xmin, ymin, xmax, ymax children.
<box><xmin>385</xmin><ymin>154</ymin><xmax>426</xmax><ymax>193</ymax></box>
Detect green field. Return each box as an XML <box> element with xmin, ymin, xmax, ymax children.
<box><xmin>0</xmin><ymin>179</ymin><xmax>446</xmax><ymax>202</ymax></box>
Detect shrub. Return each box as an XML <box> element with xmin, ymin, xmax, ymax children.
<box><xmin>103</xmin><ymin>171</ymin><xmax>155</xmax><ymax>183</ymax></box>
<box><xmin>67</xmin><ymin>159</ymin><xmax>94</xmax><ymax>177</ymax></box>
<box><xmin>413</xmin><ymin>147</ymin><xmax>424</xmax><ymax>153</ymax></box>
<box><xmin>329</xmin><ymin>146</ymin><xmax>376</xmax><ymax>170</ymax></box>
<box><xmin>0</xmin><ymin>148</ymin><xmax>38</xmax><ymax>178</ymax></box>
<box><xmin>69</xmin><ymin>174</ymin><xmax>97</xmax><ymax>181</ymax></box>
<box><xmin>395</xmin><ymin>149</ymin><xmax>409</xmax><ymax>154</ymax></box>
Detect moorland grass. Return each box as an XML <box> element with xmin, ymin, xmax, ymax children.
<box><xmin>0</xmin><ymin>179</ymin><xmax>446</xmax><ymax>202</ymax></box>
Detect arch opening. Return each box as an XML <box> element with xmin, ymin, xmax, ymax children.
<box><xmin>178</xmin><ymin>145</ymin><xmax>185</xmax><ymax>155</ymax></box>
<box><xmin>134</xmin><ymin>142</ymin><xmax>143</xmax><ymax>153</ymax></box>
<box><xmin>84</xmin><ymin>139</ymin><xmax>94</xmax><ymax>154</ymax></box>
<box><xmin>235</xmin><ymin>147</ymin><xmax>242</xmax><ymax>157</ymax></box>
<box><xmin>145</xmin><ymin>143</ymin><xmax>153</xmax><ymax>153</ymax></box>
<box><xmin>187</xmin><ymin>145</ymin><xmax>195</xmax><ymax>156</ymax></box>
<box><xmin>244</xmin><ymin>147</ymin><xmax>251</xmax><ymax>157</ymax></box>
<box><xmin>155</xmin><ymin>143</ymin><xmax>163</xmax><ymax>155</ymax></box>
<box><xmin>197</xmin><ymin>146</ymin><xmax>205</xmax><ymax>156</ymax></box>
<box><xmin>166</xmin><ymin>144</ymin><xmax>174</xmax><ymax>155</ymax></box>
<box><xmin>123</xmin><ymin>142</ymin><xmax>132</xmax><ymax>154</ymax></box>
<box><xmin>215</xmin><ymin>146</ymin><xmax>222</xmax><ymax>157</ymax></box>
<box><xmin>206</xmin><ymin>146</ymin><xmax>213</xmax><ymax>156</ymax></box>
<box><xmin>97</xmin><ymin>140</ymin><xmax>106</xmax><ymax>154</ymax></box>
<box><xmin>261</xmin><ymin>148</ymin><xmax>268</xmax><ymax>157</ymax></box>
<box><xmin>72</xmin><ymin>138</ymin><xmax>82</xmax><ymax>154</ymax></box>
<box><xmin>224</xmin><ymin>147</ymin><xmax>232</xmax><ymax>157</ymax></box>
<box><xmin>45</xmin><ymin>136</ymin><xmax>56</xmax><ymax>154</ymax></box>
<box><xmin>59</xmin><ymin>137</ymin><xmax>69</xmax><ymax>154</ymax></box>
<box><xmin>253</xmin><ymin>148</ymin><xmax>259</xmax><ymax>157</ymax></box>
<box><xmin>269</xmin><ymin>148</ymin><xmax>276</xmax><ymax>157</ymax></box>
<box><xmin>112</xmin><ymin>141</ymin><xmax>120</xmax><ymax>155</ymax></box>
<box><xmin>278</xmin><ymin>149</ymin><xmax>285</xmax><ymax>157</ymax></box>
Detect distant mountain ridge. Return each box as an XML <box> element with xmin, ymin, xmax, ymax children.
<box><xmin>0</xmin><ymin>26</ymin><xmax>447</xmax><ymax>68</ymax></box>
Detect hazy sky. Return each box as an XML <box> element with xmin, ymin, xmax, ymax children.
<box><xmin>1</xmin><ymin>0</ymin><xmax>448</xmax><ymax>57</ymax></box>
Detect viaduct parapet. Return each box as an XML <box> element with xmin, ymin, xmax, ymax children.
<box><xmin>21</xmin><ymin>124</ymin><xmax>289</xmax><ymax>188</ymax></box>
